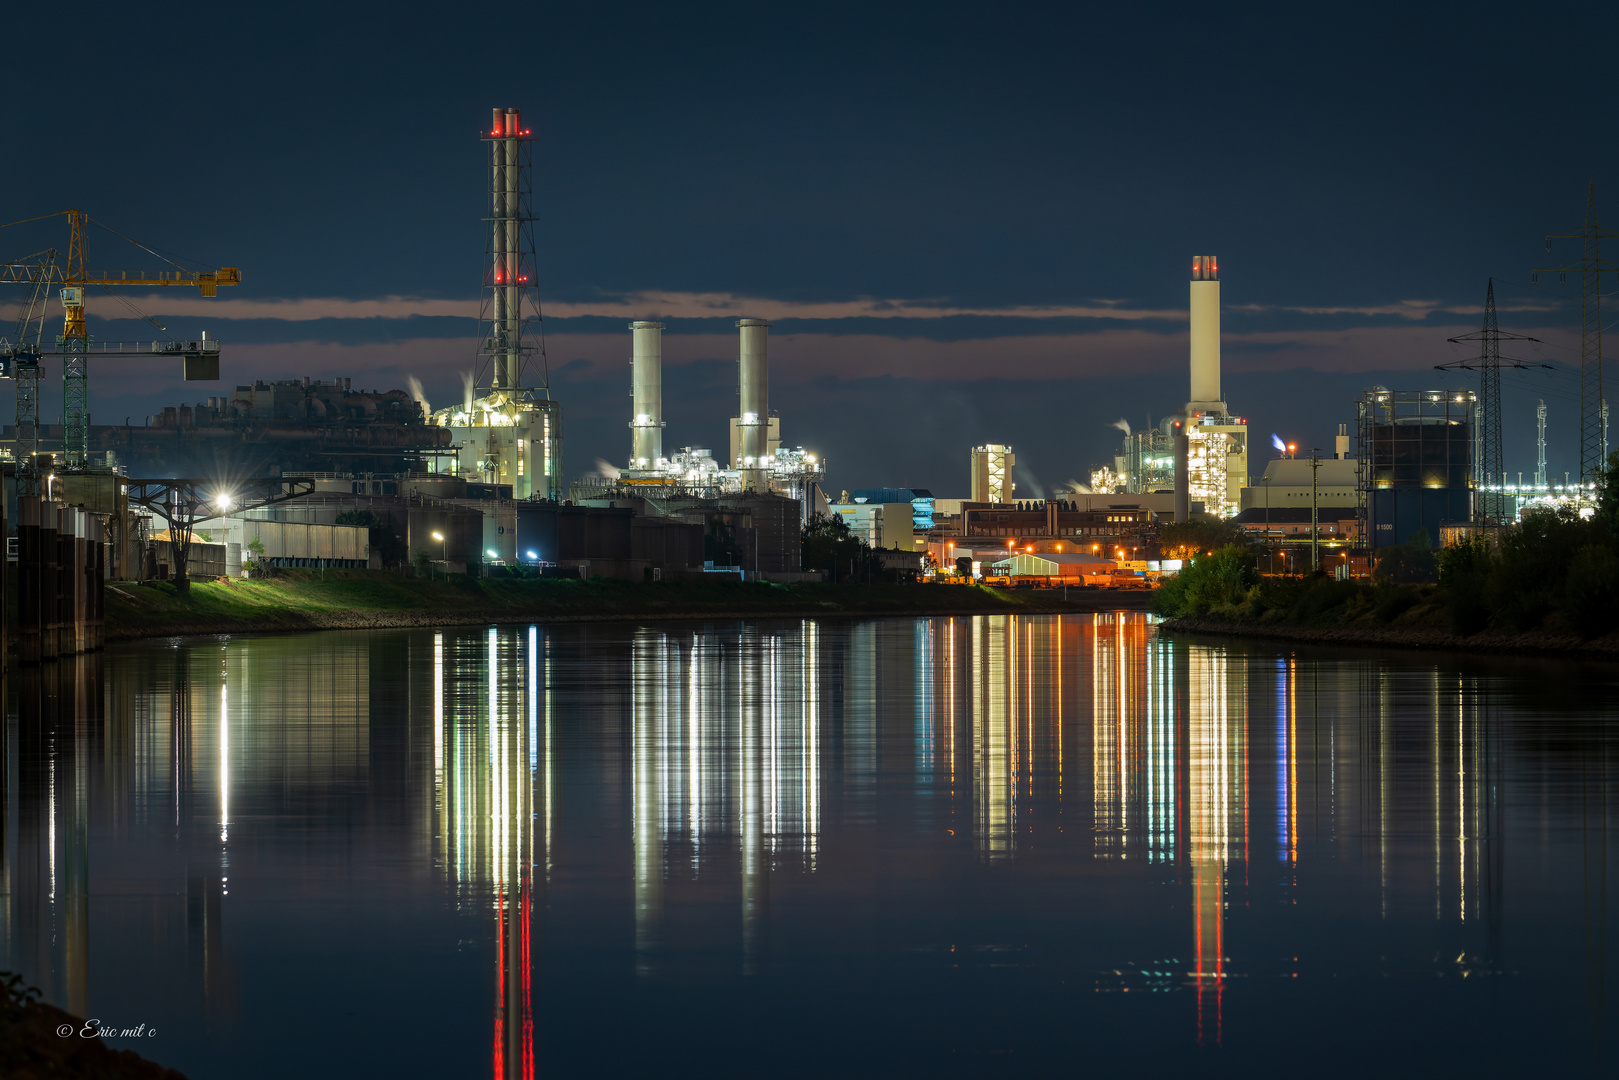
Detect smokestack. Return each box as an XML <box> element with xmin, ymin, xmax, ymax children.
<box><xmin>630</xmin><ymin>321</ymin><xmax>664</xmax><ymax>467</ymax></box>
<box><xmin>488</xmin><ymin>108</ymin><xmax>524</xmax><ymax>390</ymax></box>
<box><xmin>737</xmin><ymin>318</ymin><xmax>770</xmax><ymax>491</ymax></box>
<box><xmin>1336</xmin><ymin>423</ymin><xmax>1350</xmax><ymax>460</ymax></box>
<box><xmin>1173</xmin><ymin>420</ymin><xmax>1189</xmax><ymax>523</ymax></box>
<box><xmin>1187</xmin><ymin>255</ymin><xmax>1225</xmax><ymax>416</ymax></box>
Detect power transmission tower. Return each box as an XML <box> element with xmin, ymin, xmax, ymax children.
<box><xmin>1533</xmin><ymin>183</ymin><xmax>1619</xmax><ymax>484</ymax></box>
<box><xmin>1436</xmin><ymin>279</ymin><xmax>1543</xmax><ymax>525</ymax></box>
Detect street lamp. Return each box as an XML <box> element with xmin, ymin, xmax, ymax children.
<box><xmin>431</xmin><ymin>531</ymin><xmax>445</xmax><ymax>580</ymax></box>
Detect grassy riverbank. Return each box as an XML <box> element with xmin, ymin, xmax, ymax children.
<box><xmin>102</xmin><ymin>570</ymin><xmax>1148</xmax><ymax>640</ymax></box>
<box><xmin>1155</xmin><ymin>571</ymin><xmax>1619</xmax><ymax>658</ymax></box>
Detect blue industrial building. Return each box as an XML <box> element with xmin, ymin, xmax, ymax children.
<box><xmin>849</xmin><ymin>488</ymin><xmax>935</xmax><ymax>529</ymax></box>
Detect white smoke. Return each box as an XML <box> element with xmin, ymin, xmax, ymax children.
<box><xmin>1065</xmin><ymin>478</ymin><xmax>1094</xmax><ymax>494</ymax></box>
<box><xmin>461</xmin><ymin>370</ymin><xmax>475</xmax><ymax>413</ymax></box>
<box><xmin>1112</xmin><ymin>418</ymin><xmax>1131</xmax><ymax>435</ymax></box>
<box><xmin>1013</xmin><ymin>463</ymin><xmax>1045</xmax><ymax>499</ymax></box>
<box><xmin>406</xmin><ymin>376</ymin><xmax>431</xmax><ymax>419</ymax></box>
<box><xmin>593</xmin><ymin>457</ymin><xmax>622</xmax><ymax>480</ymax></box>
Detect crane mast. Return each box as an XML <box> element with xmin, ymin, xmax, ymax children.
<box><xmin>1</xmin><ymin>248</ymin><xmax>57</xmax><ymax>494</ymax></box>
<box><xmin>1</xmin><ymin>209</ymin><xmax>239</xmax><ymax>472</ymax></box>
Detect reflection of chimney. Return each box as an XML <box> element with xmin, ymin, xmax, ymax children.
<box><xmin>1187</xmin><ymin>255</ymin><xmax>1225</xmax><ymax>417</ymax></box>
<box><xmin>736</xmin><ymin>319</ymin><xmax>770</xmax><ymax>491</ymax></box>
<box><xmin>629</xmin><ymin>321</ymin><xmax>663</xmax><ymax>468</ymax></box>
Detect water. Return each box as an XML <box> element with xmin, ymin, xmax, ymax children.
<box><xmin>2</xmin><ymin>614</ymin><xmax>1614</xmax><ymax>1078</ymax></box>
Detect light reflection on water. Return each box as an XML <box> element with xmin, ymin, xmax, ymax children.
<box><xmin>0</xmin><ymin>614</ymin><xmax>1614</xmax><ymax>1078</ymax></box>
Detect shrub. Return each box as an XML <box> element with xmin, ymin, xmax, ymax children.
<box><xmin>1490</xmin><ymin>507</ymin><xmax>1605</xmax><ymax>632</ymax></box>
<box><xmin>1289</xmin><ymin>576</ymin><xmax>1360</xmax><ymax>623</ymax></box>
<box><xmin>1153</xmin><ymin>545</ymin><xmax>1258</xmax><ymax>616</ymax></box>
<box><xmin>1563</xmin><ymin>544</ymin><xmax>1619</xmax><ymax>639</ymax></box>
<box><xmin>1373</xmin><ymin>583</ymin><xmax>1418</xmax><ymax>622</ymax></box>
<box><xmin>1438</xmin><ymin>535</ymin><xmax>1494</xmax><ymax>635</ymax></box>
<box><xmin>1374</xmin><ymin>528</ymin><xmax>1437</xmax><ymax>584</ymax></box>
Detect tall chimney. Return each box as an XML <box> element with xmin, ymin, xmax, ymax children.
<box><xmin>1187</xmin><ymin>255</ymin><xmax>1225</xmax><ymax>416</ymax></box>
<box><xmin>629</xmin><ymin>321</ymin><xmax>664</xmax><ymax>467</ymax></box>
<box><xmin>737</xmin><ymin>318</ymin><xmax>770</xmax><ymax>491</ymax></box>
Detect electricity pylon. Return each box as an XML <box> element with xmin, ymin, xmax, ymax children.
<box><xmin>1436</xmin><ymin>279</ymin><xmax>1543</xmax><ymax>524</ymax></box>
<box><xmin>1533</xmin><ymin>183</ymin><xmax>1619</xmax><ymax>484</ymax></box>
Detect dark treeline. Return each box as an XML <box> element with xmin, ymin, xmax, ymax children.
<box><xmin>1153</xmin><ymin>454</ymin><xmax>1619</xmax><ymax>640</ymax></box>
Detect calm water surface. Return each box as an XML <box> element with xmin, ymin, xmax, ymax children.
<box><xmin>2</xmin><ymin>614</ymin><xmax>1615</xmax><ymax>1077</ymax></box>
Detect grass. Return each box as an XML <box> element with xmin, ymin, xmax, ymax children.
<box><xmin>103</xmin><ymin>570</ymin><xmax>1141</xmax><ymax>639</ymax></box>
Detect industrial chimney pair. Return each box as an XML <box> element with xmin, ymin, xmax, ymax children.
<box><xmin>629</xmin><ymin>318</ymin><xmax>772</xmax><ymax>491</ymax></box>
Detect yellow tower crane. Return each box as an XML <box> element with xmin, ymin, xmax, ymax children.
<box><xmin>1</xmin><ymin>209</ymin><xmax>239</xmax><ymax>491</ymax></box>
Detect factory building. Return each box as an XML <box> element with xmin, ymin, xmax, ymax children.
<box><xmin>970</xmin><ymin>444</ymin><xmax>1014</xmax><ymax>503</ymax></box>
<box><xmin>1358</xmin><ymin>388</ymin><xmax>1476</xmax><ymax>548</ymax></box>
<box><xmin>1240</xmin><ymin>442</ymin><xmax>1358</xmax><ymax>512</ymax></box>
<box><xmin>83</xmin><ymin>376</ymin><xmax>453</xmax><ymax>477</ymax></box>
<box><xmin>927</xmin><ymin>499</ymin><xmax>1157</xmax><ymax>568</ymax></box>
<box><xmin>832</xmin><ymin>501</ymin><xmax>917</xmax><ymax>551</ymax></box>
<box><xmin>847</xmin><ymin>488</ymin><xmax>936</xmax><ymax>529</ymax></box>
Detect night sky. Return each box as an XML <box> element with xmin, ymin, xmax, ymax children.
<box><xmin>4</xmin><ymin>2</ymin><xmax>1617</xmax><ymax>495</ymax></box>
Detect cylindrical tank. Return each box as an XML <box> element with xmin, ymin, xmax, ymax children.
<box><xmin>630</xmin><ymin>321</ymin><xmax>664</xmax><ymax>467</ymax></box>
<box><xmin>737</xmin><ymin>318</ymin><xmax>770</xmax><ymax>490</ymax></box>
<box><xmin>1189</xmin><ymin>255</ymin><xmax>1220</xmax><ymax>410</ymax></box>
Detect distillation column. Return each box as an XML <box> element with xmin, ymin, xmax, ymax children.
<box><xmin>630</xmin><ymin>321</ymin><xmax>664</xmax><ymax>468</ymax></box>
<box><xmin>737</xmin><ymin>318</ymin><xmax>770</xmax><ymax>491</ymax></box>
<box><xmin>1187</xmin><ymin>255</ymin><xmax>1225</xmax><ymax>417</ymax></box>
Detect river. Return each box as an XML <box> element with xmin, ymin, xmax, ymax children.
<box><xmin>2</xmin><ymin>614</ymin><xmax>1614</xmax><ymax>1077</ymax></box>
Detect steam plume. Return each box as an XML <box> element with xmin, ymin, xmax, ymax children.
<box><xmin>406</xmin><ymin>376</ymin><xmax>431</xmax><ymax>419</ymax></box>
<box><xmin>1112</xmin><ymin>418</ymin><xmax>1132</xmax><ymax>435</ymax></box>
<box><xmin>461</xmin><ymin>371</ymin><xmax>475</xmax><ymax>413</ymax></box>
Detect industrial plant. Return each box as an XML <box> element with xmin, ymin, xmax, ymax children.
<box><xmin>601</xmin><ymin>316</ymin><xmax>828</xmax><ymax>514</ymax></box>
<box><xmin>0</xmin><ymin>98</ymin><xmax>1614</xmax><ymax>631</ymax></box>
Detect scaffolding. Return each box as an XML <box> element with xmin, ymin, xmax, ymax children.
<box><xmin>1121</xmin><ymin>427</ymin><xmax>1176</xmax><ymax>493</ymax></box>
<box><xmin>1186</xmin><ymin>427</ymin><xmax>1240</xmax><ymax>518</ymax></box>
<box><xmin>1356</xmin><ymin>389</ymin><xmax>1475</xmax><ymax>545</ymax></box>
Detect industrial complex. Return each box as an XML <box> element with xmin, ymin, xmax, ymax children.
<box><xmin>0</xmin><ymin>105</ymin><xmax>1613</xmax><ymax>647</ymax></box>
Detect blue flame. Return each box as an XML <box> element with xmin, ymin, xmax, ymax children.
<box><xmin>1271</xmin><ymin>433</ymin><xmax>1287</xmax><ymax>454</ymax></box>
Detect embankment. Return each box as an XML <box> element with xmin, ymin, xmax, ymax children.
<box><xmin>102</xmin><ymin>571</ymin><xmax>1150</xmax><ymax>641</ymax></box>
<box><xmin>1160</xmin><ymin>613</ymin><xmax>1619</xmax><ymax>660</ymax></box>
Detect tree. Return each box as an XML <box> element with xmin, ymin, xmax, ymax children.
<box><xmin>1150</xmin><ymin>544</ymin><xmax>1258</xmax><ymax>616</ymax></box>
<box><xmin>801</xmin><ymin>513</ymin><xmax>882</xmax><ymax>581</ymax></box>
<box><xmin>1373</xmin><ymin>528</ymin><xmax>1437</xmax><ymax>584</ymax></box>
<box><xmin>1596</xmin><ymin>449</ymin><xmax>1619</xmax><ymax>537</ymax></box>
<box><xmin>243</xmin><ymin>535</ymin><xmax>268</xmax><ymax>575</ymax></box>
<box><xmin>1158</xmin><ymin>516</ymin><xmax>1245</xmax><ymax>560</ymax></box>
<box><xmin>335</xmin><ymin>508</ymin><xmax>407</xmax><ymax>567</ymax></box>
